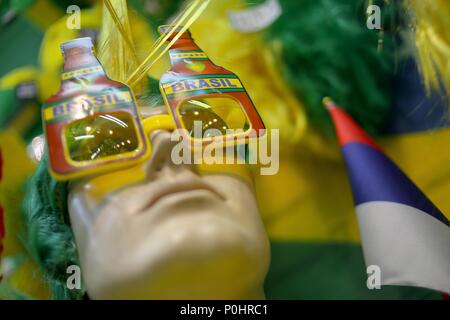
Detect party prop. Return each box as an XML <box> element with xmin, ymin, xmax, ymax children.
<box><xmin>43</xmin><ymin>37</ymin><xmax>149</xmax><ymax>180</ymax></box>
<box><xmin>325</xmin><ymin>97</ymin><xmax>450</xmax><ymax>293</ymax></box>
<box><xmin>158</xmin><ymin>25</ymin><xmax>265</xmax><ymax>146</ymax></box>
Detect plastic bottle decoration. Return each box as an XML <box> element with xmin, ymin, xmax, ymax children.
<box><xmin>158</xmin><ymin>25</ymin><xmax>265</xmax><ymax>147</ymax></box>
<box><xmin>42</xmin><ymin>37</ymin><xmax>149</xmax><ymax>180</ymax></box>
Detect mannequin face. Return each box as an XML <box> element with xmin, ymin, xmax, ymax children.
<box><xmin>67</xmin><ymin>119</ymin><xmax>270</xmax><ymax>299</ymax></box>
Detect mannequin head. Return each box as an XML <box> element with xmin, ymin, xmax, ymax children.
<box><xmin>24</xmin><ymin>108</ymin><xmax>270</xmax><ymax>299</ymax></box>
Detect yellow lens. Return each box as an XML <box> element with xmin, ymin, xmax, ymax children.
<box><xmin>178</xmin><ymin>97</ymin><xmax>250</xmax><ymax>138</ymax></box>
<box><xmin>65</xmin><ymin>111</ymin><xmax>139</xmax><ymax>161</ymax></box>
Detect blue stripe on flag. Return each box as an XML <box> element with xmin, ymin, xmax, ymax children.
<box><xmin>342</xmin><ymin>143</ymin><xmax>449</xmax><ymax>226</ymax></box>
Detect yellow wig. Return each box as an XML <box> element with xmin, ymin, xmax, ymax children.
<box><xmin>407</xmin><ymin>0</ymin><xmax>450</xmax><ymax>102</ymax></box>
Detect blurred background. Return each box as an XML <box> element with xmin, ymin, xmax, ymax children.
<box><xmin>0</xmin><ymin>0</ymin><xmax>449</xmax><ymax>299</ymax></box>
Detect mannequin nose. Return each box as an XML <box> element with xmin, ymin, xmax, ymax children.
<box><xmin>145</xmin><ymin>130</ymin><xmax>194</xmax><ymax>179</ymax></box>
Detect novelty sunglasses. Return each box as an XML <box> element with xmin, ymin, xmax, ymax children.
<box><xmin>44</xmin><ymin>30</ymin><xmax>264</xmax><ymax>181</ymax></box>
<box><xmin>46</xmin><ymin>93</ymin><xmax>265</xmax><ymax>181</ymax></box>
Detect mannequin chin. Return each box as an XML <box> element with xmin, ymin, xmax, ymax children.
<box><xmin>68</xmin><ymin>131</ymin><xmax>270</xmax><ymax>299</ymax></box>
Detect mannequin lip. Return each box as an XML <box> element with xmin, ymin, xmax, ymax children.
<box><xmin>137</xmin><ymin>180</ymin><xmax>225</xmax><ymax>214</ymax></box>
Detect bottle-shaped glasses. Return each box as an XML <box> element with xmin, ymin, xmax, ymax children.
<box><xmin>158</xmin><ymin>26</ymin><xmax>265</xmax><ymax>146</ymax></box>
<box><xmin>43</xmin><ymin>37</ymin><xmax>149</xmax><ymax>180</ymax></box>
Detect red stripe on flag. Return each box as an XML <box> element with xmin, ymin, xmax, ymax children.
<box><xmin>326</xmin><ymin>102</ymin><xmax>384</xmax><ymax>153</ymax></box>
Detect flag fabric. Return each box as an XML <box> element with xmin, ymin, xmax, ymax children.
<box><xmin>325</xmin><ymin>98</ymin><xmax>450</xmax><ymax>294</ymax></box>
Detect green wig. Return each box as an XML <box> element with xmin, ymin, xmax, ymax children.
<box><xmin>265</xmin><ymin>0</ymin><xmax>398</xmax><ymax>136</ymax></box>
<box><xmin>22</xmin><ymin>153</ymin><xmax>84</xmax><ymax>300</ymax></box>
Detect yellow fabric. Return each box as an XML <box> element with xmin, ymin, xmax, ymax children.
<box><xmin>0</xmin><ymin>130</ymin><xmax>50</xmax><ymax>299</ymax></box>
<box><xmin>256</xmin><ymin>126</ymin><xmax>450</xmax><ymax>243</ymax></box>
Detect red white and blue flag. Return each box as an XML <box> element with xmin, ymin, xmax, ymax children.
<box><xmin>325</xmin><ymin>98</ymin><xmax>450</xmax><ymax>293</ymax></box>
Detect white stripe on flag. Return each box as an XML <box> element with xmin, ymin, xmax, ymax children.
<box><xmin>356</xmin><ymin>201</ymin><xmax>450</xmax><ymax>293</ymax></box>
